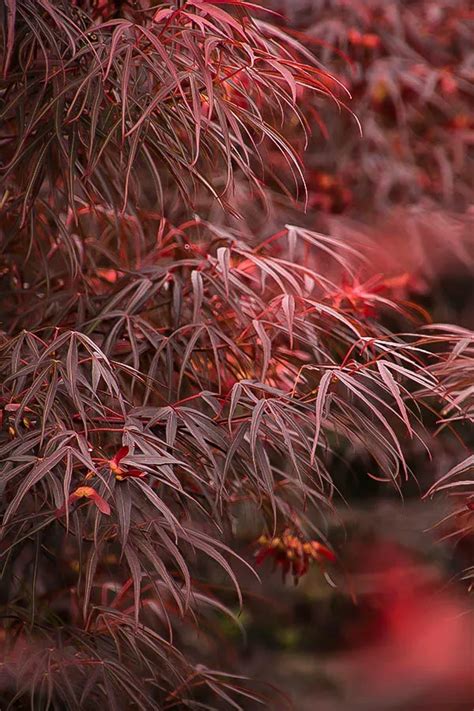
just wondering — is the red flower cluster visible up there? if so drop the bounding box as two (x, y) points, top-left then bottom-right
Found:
(326, 272), (416, 318)
(255, 530), (336, 584)
(107, 446), (145, 481)
(347, 28), (380, 49)
(85, 445), (146, 481)
(55, 446), (146, 518)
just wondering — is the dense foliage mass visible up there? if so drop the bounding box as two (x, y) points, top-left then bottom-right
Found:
(0, 1), (472, 708)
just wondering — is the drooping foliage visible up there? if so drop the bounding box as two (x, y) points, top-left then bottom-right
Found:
(0, 1), (472, 708)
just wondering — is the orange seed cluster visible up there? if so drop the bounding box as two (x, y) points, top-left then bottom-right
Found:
(255, 530), (336, 584)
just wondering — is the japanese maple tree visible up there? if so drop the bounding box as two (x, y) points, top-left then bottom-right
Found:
(0, 1), (472, 708)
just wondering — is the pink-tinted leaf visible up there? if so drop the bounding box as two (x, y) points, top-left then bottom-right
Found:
(377, 361), (413, 436)
(311, 370), (333, 466)
(281, 294), (295, 349)
(252, 320), (271, 381)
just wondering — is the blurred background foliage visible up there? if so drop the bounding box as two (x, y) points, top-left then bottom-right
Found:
(218, 1), (474, 707)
